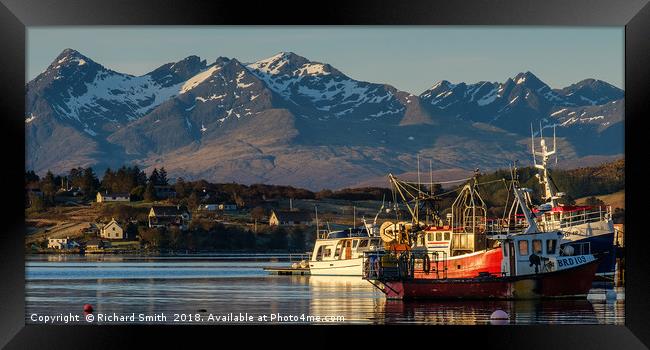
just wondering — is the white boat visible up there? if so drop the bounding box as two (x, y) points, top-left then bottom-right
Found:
(308, 227), (383, 276)
(528, 127), (616, 275)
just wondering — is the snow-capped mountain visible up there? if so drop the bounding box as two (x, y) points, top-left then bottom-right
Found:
(246, 52), (406, 122)
(25, 50), (624, 189)
(26, 49), (209, 137)
(419, 71), (623, 135)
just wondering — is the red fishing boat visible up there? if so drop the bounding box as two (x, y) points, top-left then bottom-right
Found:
(364, 186), (600, 300)
(383, 173), (504, 280)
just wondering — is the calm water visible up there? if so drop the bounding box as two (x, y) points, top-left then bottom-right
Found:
(25, 254), (625, 325)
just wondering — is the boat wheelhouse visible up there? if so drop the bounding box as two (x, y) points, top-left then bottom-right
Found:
(309, 228), (383, 276)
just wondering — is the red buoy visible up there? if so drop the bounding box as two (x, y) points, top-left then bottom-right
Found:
(83, 304), (93, 313)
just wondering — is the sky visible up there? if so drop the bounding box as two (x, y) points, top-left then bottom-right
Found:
(27, 26), (624, 94)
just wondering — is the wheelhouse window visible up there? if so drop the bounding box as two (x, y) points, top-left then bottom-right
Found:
(358, 239), (369, 248)
(352, 240), (359, 248)
(436, 232), (443, 241)
(532, 239), (542, 254)
(427, 233), (434, 241)
(444, 232), (450, 241)
(546, 239), (557, 254)
(518, 240), (529, 256)
(323, 248), (332, 258)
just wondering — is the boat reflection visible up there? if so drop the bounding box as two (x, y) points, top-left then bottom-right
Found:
(307, 275), (385, 323)
(382, 298), (598, 325)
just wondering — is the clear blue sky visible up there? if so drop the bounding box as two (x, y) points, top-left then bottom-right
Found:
(27, 26), (624, 94)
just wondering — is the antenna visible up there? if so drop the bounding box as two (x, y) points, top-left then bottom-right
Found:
(417, 154), (421, 196)
(530, 124), (537, 167)
(373, 194), (385, 225)
(429, 159), (433, 196)
(553, 125), (556, 153)
(314, 205), (319, 239)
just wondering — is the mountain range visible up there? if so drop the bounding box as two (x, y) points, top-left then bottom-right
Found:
(25, 49), (624, 190)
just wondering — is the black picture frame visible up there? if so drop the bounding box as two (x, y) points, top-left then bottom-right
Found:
(1, 0), (649, 348)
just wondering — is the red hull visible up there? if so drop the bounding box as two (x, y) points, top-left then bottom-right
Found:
(414, 248), (503, 279)
(380, 259), (599, 300)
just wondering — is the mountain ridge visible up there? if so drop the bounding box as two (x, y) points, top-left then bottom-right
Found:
(25, 49), (624, 190)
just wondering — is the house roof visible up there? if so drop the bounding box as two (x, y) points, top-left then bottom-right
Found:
(100, 192), (130, 197)
(86, 238), (104, 246)
(272, 210), (312, 222)
(151, 205), (189, 217)
(104, 219), (122, 228)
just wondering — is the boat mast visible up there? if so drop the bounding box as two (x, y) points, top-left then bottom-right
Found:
(512, 186), (540, 234)
(531, 124), (559, 207)
(315, 205), (319, 239)
(510, 162), (540, 234)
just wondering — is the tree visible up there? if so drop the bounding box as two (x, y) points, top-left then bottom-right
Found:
(134, 166), (147, 187)
(40, 171), (57, 204)
(25, 170), (40, 185)
(158, 167), (169, 186)
(585, 196), (605, 206)
(125, 222), (139, 240)
(130, 185), (145, 201)
(81, 167), (99, 199)
(148, 168), (160, 186)
(101, 168), (114, 192)
(144, 182), (157, 202)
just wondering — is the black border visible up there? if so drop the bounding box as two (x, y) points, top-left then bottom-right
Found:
(1, 0), (649, 348)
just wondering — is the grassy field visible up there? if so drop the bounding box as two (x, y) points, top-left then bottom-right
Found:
(575, 190), (625, 209)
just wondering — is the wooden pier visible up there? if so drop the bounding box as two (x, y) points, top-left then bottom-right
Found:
(263, 267), (310, 275)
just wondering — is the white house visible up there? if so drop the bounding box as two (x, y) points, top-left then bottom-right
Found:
(47, 237), (79, 249)
(100, 218), (125, 240)
(48, 238), (68, 249)
(96, 191), (130, 203)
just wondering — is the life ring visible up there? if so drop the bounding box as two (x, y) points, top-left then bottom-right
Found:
(422, 254), (431, 274)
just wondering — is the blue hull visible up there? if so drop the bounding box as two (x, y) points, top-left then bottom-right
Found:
(562, 232), (616, 275)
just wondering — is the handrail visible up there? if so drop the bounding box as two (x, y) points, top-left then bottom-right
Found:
(484, 205), (611, 234)
(362, 250), (448, 281)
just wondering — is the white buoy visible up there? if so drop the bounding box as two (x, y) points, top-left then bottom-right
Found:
(490, 309), (509, 325)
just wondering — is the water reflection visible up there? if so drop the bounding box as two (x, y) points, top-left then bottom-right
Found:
(307, 275), (385, 323)
(25, 255), (624, 325)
